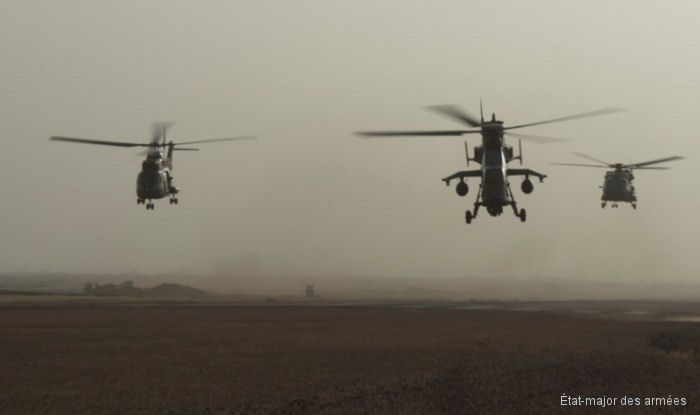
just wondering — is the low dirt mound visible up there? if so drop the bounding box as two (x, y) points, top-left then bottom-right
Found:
(141, 283), (208, 299)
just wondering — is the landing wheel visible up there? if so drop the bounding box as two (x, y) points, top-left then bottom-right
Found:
(519, 208), (526, 223)
(465, 210), (473, 225)
(601, 202), (606, 209)
(632, 202), (637, 209)
(137, 199), (143, 205)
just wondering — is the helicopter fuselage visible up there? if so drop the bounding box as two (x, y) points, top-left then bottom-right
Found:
(136, 152), (178, 203)
(601, 169), (635, 203)
(478, 123), (519, 214)
(480, 147), (510, 215)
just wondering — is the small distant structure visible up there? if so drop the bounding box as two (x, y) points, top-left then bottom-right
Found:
(305, 284), (319, 299)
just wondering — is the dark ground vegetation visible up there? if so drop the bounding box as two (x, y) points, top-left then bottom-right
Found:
(1, 304), (699, 414)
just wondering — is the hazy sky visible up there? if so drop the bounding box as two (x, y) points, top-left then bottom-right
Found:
(1, 1), (698, 283)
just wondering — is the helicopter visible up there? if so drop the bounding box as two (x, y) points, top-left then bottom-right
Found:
(358, 103), (623, 224)
(50, 123), (254, 210)
(554, 153), (683, 209)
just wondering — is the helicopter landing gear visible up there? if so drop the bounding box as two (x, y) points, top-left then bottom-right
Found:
(169, 197), (178, 205)
(612, 203), (618, 208)
(632, 202), (637, 209)
(137, 198), (144, 205)
(145, 202), (154, 210)
(506, 183), (526, 222)
(464, 185), (482, 225)
(601, 202), (606, 208)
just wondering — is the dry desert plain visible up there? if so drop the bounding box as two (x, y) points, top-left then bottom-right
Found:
(1, 300), (699, 414)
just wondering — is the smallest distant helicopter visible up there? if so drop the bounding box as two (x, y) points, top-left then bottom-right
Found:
(554, 153), (683, 209)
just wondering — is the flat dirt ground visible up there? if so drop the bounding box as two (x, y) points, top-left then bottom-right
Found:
(1, 304), (699, 414)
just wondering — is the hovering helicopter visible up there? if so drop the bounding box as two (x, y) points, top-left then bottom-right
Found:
(554, 153), (683, 209)
(358, 103), (623, 224)
(51, 123), (254, 210)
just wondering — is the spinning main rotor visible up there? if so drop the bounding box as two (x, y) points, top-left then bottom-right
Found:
(357, 105), (624, 142)
(554, 153), (684, 171)
(50, 122), (255, 153)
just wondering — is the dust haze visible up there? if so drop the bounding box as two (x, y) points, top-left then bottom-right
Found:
(1, 1), (699, 300)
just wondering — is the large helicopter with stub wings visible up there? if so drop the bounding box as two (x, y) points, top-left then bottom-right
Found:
(554, 153), (683, 209)
(50, 123), (254, 210)
(358, 103), (623, 224)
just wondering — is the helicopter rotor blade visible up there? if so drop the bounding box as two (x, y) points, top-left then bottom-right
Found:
(627, 156), (684, 168)
(50, 136), (150, 147)
(631, 166), (670, 170)
(356, 130), (480, 137)
(570, 152), (614, 166)
(426, 105), (481, 127)
(503, 107), (625, 131)
(173, 136), (256, 145)
(172, 147), (199, 151)
(505, 132), (570, 143)
(551, 162), (610, 168)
